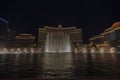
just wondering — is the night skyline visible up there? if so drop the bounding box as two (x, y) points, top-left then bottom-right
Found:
(1, 0), (120, 43)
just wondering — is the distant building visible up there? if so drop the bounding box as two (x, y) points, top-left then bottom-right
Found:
(38, 25), (82, 52)
(0, 18), (16, 48)
(15, 34), (36, 47)
(89, 22), (120, 48)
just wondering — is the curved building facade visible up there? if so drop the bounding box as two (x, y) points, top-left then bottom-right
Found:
(38, 25), (82, 52)
(89, 22), (120, 48)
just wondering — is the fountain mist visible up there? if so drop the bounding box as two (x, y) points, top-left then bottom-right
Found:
(45, 32), (71, 53)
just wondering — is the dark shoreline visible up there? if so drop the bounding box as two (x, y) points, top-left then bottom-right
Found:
(2, 76), (120, 80)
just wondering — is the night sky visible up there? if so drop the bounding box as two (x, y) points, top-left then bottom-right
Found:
(1, 0), (120, 43)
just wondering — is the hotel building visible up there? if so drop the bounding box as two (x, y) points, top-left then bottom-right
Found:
(38, 25), (82, 52)
(89, 22), (120, 48)
(15, 34), (36, 47)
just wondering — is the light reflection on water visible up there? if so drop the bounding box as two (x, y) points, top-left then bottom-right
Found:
(0, 53), (120, 79)
(42, 53), (74, 78)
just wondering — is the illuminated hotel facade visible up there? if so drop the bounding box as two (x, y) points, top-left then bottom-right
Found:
(15, 34), (36, 47)
(38, 25), (82, 52)
(89, 22), (120, 48)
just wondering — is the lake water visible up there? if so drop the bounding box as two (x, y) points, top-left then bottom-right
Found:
(0, 53), (120, 79)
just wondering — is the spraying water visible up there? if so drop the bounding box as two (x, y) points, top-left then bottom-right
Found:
(45, 32), (71, 53)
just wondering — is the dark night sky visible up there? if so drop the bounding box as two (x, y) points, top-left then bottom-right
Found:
(1, 0), (120, 43)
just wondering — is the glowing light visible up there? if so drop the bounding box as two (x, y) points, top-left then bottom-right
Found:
(99, 47), (105, 53)
(0, 17), (9, 23)
(30, 48), (34, 53)
(90, 47), (97, 53)
(81, 47), (88, 53)
(0, 46), (118, 54)
(109, 47), (116, 53)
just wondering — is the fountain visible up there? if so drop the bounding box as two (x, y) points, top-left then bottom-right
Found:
(45, 32), (71, 53)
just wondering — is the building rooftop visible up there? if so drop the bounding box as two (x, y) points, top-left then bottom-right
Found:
(16, 34), (35, 39)
(112, 22), (120, 28)
(39, 25), (82, 32)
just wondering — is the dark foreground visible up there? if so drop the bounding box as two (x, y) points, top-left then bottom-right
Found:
(0, 53), (120, 80)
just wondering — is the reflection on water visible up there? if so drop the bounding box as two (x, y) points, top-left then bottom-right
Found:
(42, 53), (74, 79)
(0, 53), (120, 79)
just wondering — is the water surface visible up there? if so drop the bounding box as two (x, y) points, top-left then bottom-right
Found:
(0, 53), (120, 79)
